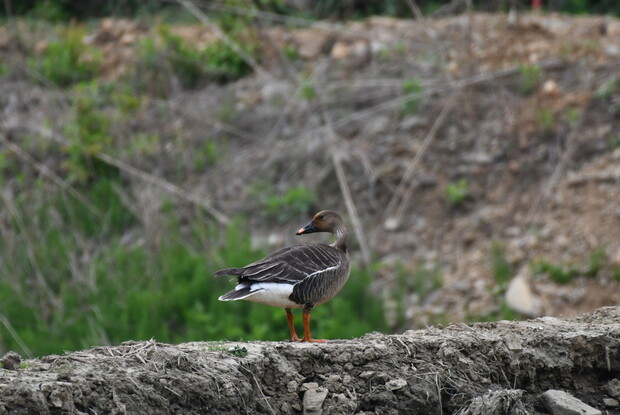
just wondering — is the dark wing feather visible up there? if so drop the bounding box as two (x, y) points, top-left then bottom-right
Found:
(215, 244), (343, 284)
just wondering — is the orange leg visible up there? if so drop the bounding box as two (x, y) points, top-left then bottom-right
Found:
(285, 308), (302, 342)
(302, 311), (326, 343)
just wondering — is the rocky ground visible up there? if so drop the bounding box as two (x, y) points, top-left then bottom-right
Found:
(0, 306), (618, 414)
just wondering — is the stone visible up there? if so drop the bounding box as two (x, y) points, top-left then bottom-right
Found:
(539, 390), (601, 415)
(505, 271), (542, 317)
(603, 398), (619, 407)
(385, 378), (407, 391)
(303, 386), (328, 415)
(604, 379), (620, 399)
(0, 351), (21, 371)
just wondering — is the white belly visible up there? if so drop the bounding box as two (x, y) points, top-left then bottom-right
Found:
(242, 282), (302, 308)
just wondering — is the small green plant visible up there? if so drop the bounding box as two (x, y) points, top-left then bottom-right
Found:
(566, 107), (581, 128)
(300, 80), (317, 101)
(390, 261), (444, 330)
(518, 64), (542, 95)
(29, 25), (101, 86)
(283, 45), (300, 61)
(468, 300), (521, 323)
(490, 242), (512, 286)
(536, 107), (555, 133)
(133, 24), (254, 95)
(445, 179), (469, 207)
(532, 260), (579, 284)
(377, 42), (407, 61)
(208, 345), (248, 357)
(401, 77), (423, 115)
(62, 83), (117, 182)
(255, 184), (315, 223)
(192, 140), (219, 169)
(586, 246), (607, 277)
(594, 77), (617, 101)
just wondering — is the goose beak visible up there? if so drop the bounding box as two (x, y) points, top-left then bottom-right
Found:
(296, 220), (317, 235)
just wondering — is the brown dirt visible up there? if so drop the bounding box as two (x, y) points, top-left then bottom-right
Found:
(2, 10), (620, 352)
(0, 306), (618, 414)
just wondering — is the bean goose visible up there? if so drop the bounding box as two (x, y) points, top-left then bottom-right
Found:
(215, 210), (350, 342)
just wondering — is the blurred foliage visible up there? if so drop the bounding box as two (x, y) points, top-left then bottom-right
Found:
(490, 242), (512, 287)
(518, 63), (542, 95)
(131, 23), (254, 96)
(0, 180), (388, 356)
(252, 183), (316, 223)
(400, 77), (424, 116)
(445, 179), (469, 207)
(532, 246), (611, 284)
(3, 0), (620, 20)
(27, 25), (101, 86)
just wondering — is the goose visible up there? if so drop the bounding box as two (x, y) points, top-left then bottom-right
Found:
(215, 210), (350, 342)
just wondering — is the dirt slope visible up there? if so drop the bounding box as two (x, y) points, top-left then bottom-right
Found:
(1, 306), (618, 414)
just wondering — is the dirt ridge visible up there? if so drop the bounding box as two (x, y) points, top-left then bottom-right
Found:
(0, 307), (618, 414)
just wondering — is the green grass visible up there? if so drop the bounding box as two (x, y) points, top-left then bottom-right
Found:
(28, 25), (101, 86)
(401, 77), (424, 115)
(490, 242), (512, 286)
(445, 179), (469, 207)
(518, 64), (542, 95)
(131, 23), (255, 96)
(253, 183), (316, 223)
(0, 178), (387, 356)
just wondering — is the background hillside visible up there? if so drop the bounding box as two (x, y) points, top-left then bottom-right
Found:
(1, 0), (619, 357)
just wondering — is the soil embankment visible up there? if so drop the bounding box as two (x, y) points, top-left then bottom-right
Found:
(1, 307), (618, 414)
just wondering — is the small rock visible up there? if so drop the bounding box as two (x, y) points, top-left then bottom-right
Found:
(603, 398), (619, 407)
(385, 378), (407, 391)
(301, 382), (319, 392)
(505, 271), (542, 317)
(0, 351), (21, 371)
(287, 380), (298, 393)
(542, 79), (560, 96)
(359, 371), (375, 379)
(462, 151), (493, 164)
(383, 217), (400, 232)
(303, 386), (328, 415)
(604, 379), (620, 399)
(540, 390), (602, 415)
(605, 44), (619, 56)
(327, 374), (341, 383)
(399, 115), (427, 130)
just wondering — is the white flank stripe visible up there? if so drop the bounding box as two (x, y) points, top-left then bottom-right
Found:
(305, 264), (339, 278)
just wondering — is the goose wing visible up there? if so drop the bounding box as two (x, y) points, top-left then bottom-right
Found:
(217, 244), (343, 284)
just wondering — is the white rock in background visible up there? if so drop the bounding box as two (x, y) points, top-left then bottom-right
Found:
(505, 268), (542, 317)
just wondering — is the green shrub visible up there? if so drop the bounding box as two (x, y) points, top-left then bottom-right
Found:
(518, 64), (542, 95)
(401, 77), (423, 115)
(445, 179), (469, 207)
(532, 260), (579, 284)
(300, 80), (317, 101)
(254, 184), (316, 223)
(28, 25), (101, 86)
(0, 198), (387, 356)
(490, 242), (512, 286)
(62, 83), (118, 182)
(536, 107), (555, 133)
(133, 24), (254, 95)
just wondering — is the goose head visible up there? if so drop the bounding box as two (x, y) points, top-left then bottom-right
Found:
(296, 210), (344, 235)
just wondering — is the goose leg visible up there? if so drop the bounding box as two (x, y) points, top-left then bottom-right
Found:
(302, 311), (326, 343)
(285, 308), (301, 341)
